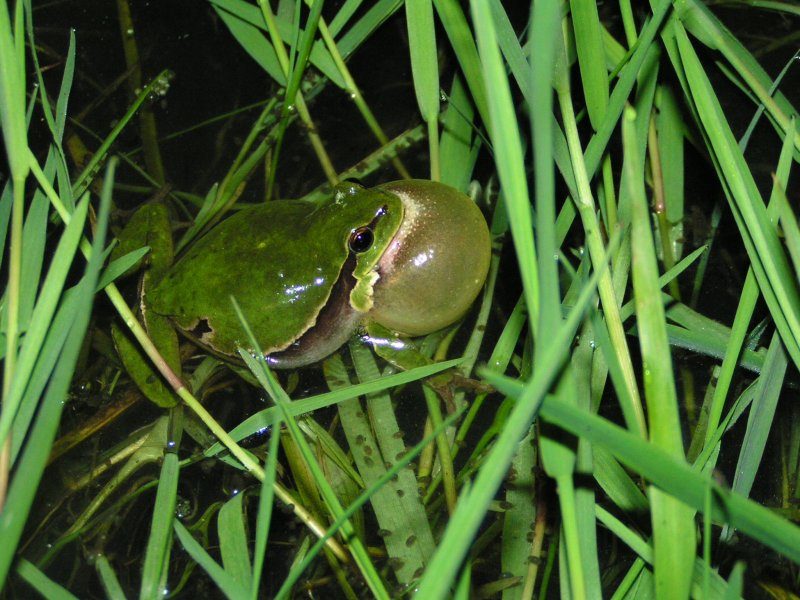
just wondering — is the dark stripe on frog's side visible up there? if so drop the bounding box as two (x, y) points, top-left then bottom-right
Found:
(266, 203), (391, 368)
(265, 250), (361, 368)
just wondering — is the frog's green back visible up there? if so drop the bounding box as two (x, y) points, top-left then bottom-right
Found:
(149, 199), (347, 357)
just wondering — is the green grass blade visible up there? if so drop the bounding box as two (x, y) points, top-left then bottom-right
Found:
(724, 562), (745, 599)
(218, 491), (253, 590)
(203, 359), (458, 456)
(53, 29), (74, 143)
(593, 445), (648, 513)
(470, 0), (537, 327)
(0, 286), (88, 580)
(569, 0), (609, 129)
(572, 337), (603, 599)
(16, 559), (79, 600)
(489, 0), (531, 103)
(677, 0), (800, 152)
(1, 195), (89, 449)
(8, 287), (77, 464)
(96, 248), (151, 291)
(347, 345), (436, 579)
(624, 105), (695, 598)
(17, 171), (53, 325)
(577, 0), (673, 186)
(530, 0), (561, 347)
(0, 0), (28, 476)
(210, 0), (344, 88)
(0, 0), (28, 181)
(174, 520), (249, 598)
(406, 0), (439, 123)
(139, 450), (179, 599)
(406, 0), (440, 178)
(596, 507), (737, 597)
(95, 555), (127, 600)
(439, 74), (478, 190)
(497, 2), (557, 566)
(727, 334), (786, 502)
(249, 415), (281, 599)
(675, 24), (800, 371)
(693, 269), (759, 458)
(283, 0), (324, 107)
(0, 181), (12, 268)
(327, 0), (365, 37)
(433, 0), (489, 130)
(239, 351), (390, 599)
(500, 424), (537, 596)
(211, 1), (285, 84)
(0, 158), (113, 585)
(25, 3), (74, 192)
(336, 0), (403, 59)
(654, 86), (685, 260)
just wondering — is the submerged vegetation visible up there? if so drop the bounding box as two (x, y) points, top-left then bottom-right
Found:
(1, 0), (800, 597)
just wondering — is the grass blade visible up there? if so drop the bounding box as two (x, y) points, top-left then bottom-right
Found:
(625, 105), (695, 599)
(0, 158), (113, 584)
(218, 490), (253, 591)
(406, 0), (440, 179)
(16, 559), (79, 600)
(675, 24), (800, 371)
(139, 451), (179, 599)
(569, 0), (609, 129)
(174, 520), (249, 598)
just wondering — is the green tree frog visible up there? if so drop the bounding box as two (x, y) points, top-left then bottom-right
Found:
(147, 180), (491, 368)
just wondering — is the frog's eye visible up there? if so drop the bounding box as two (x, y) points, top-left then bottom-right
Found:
(348, 227), (374, 253)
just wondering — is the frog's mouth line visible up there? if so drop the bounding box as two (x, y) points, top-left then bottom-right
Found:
(266, 252), (363, 368)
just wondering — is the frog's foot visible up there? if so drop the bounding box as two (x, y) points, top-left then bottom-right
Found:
(425, 372), (493, 412)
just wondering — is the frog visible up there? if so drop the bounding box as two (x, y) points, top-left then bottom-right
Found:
(143, 179), (491, 373)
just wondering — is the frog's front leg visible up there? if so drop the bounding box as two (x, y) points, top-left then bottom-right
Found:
(363, 321), (489, 410)
(364, 321), (433, 370)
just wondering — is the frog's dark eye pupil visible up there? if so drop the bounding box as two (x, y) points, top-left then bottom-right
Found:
(349, 227), (374, 253)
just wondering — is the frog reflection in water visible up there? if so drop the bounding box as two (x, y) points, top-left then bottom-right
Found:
(148, 180), (491, 370)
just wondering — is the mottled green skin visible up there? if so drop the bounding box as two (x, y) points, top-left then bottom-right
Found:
(148, 183), (403, 362)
